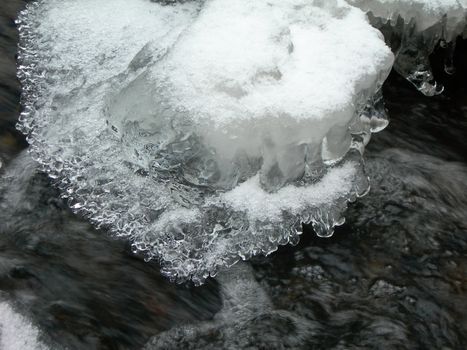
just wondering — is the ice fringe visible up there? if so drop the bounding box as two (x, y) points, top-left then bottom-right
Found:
(347, 0), (467, 95)
(15, 0), (466, 283)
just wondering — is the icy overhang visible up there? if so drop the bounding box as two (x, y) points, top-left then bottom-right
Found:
(348, 0), (467, 95)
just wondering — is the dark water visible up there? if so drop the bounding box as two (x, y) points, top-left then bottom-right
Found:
(1, 2), (466, 349)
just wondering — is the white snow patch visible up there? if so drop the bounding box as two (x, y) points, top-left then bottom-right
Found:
(151, 0), (393, 127)
(0, 302), (48, 350)
(223, 162), (357, 222)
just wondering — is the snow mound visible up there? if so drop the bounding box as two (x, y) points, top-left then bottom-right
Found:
(17, 0), (393, 283)
(348, 0), (467, 95)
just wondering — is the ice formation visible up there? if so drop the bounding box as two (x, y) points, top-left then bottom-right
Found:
(0, 302), (48, 350)
(17, 0), (395, 283)
(347, 0), (467, 95)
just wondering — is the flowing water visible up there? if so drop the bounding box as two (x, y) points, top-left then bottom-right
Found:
(1, 2), (466, 349)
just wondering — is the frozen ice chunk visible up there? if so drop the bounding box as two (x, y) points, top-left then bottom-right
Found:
(0, 302), (48, 350)
(347, 0), (467, 95)
(17, 0), (393, 283)
(107, 0), (393, 191)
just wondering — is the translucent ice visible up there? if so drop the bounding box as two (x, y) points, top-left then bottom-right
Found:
(17, 0), (393, 283)
(348, 0), (467, 95)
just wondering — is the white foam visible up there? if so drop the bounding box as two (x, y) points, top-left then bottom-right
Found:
(0, 302), (48, 350)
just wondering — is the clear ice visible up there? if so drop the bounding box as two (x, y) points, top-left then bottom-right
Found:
(348, 0), (467, 95)
(16, 0), (466, 284)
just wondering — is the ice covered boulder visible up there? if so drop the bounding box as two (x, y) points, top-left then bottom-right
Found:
(347, 0), (467, 95)
(107, 0), (395, 192)
(17, 0), (393, 283)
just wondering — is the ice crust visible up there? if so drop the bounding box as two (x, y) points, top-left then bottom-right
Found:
(17, 0), (393, 283)
(347, 0), (467, 95)
(0, 302), (48, 350)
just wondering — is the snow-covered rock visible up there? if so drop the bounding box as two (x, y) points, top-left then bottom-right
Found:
(17, 0), (394, 283)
